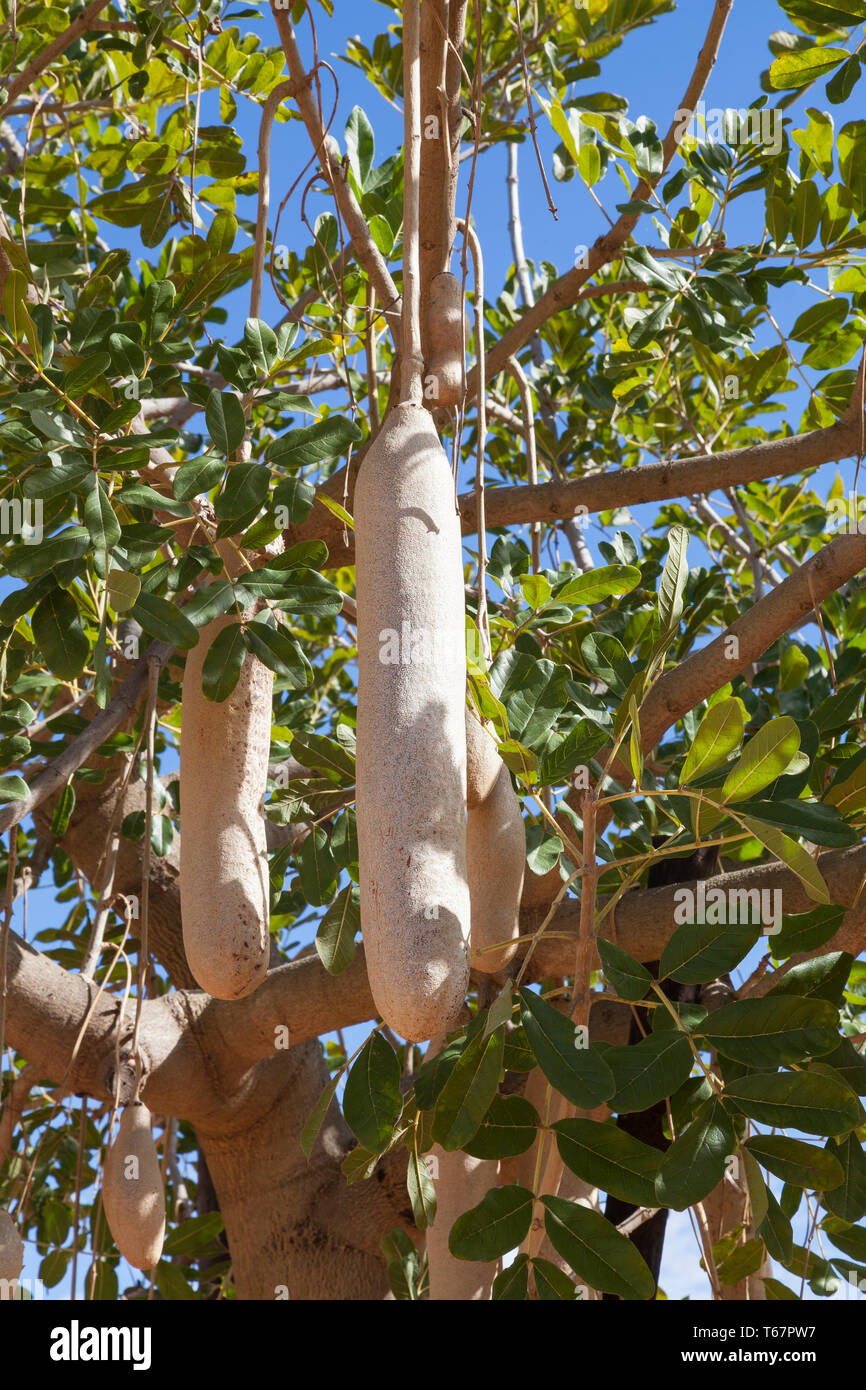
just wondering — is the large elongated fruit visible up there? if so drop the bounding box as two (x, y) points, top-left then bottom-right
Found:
(0, 1208), (23, 1283)
(426, 1147), (499, 1300)
(466, 710), (524, 974)
(355, 401), (470, 1041)
(180, 543), (272, 999)
(102, 1104), (165, 1271)
(425, 272), (467, 407)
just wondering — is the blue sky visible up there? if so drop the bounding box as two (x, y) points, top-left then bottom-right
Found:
(5, 0), (866, 1301)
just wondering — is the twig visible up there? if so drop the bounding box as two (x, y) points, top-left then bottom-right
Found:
(507, 355), (541, 571)
(270, 2), (402, 342)
(250, 79), (296, 320)
(513, 0), (556, 220)
(0, 830), (17, 1066)
(458, 217), (491, 660)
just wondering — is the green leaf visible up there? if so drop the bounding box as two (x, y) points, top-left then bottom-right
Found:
(533, 1257), (577, 1300)
(492, 1252), (530, 1300)
(290, 730), (355, 779)
(432, 1027), (505, 1151)
(821, 1037), (866, 1095)
(741, 798), (855, 848)
(267, 416), (361, 470)
(181, 580), (236, 629)
(770, 47), (849, 90)
(449, 1185), (534, 1262)
(721, 716), (801, 802)
(463, 1095), (539, 1160)
(8, 526), (89, 580)
(597, 939), (653, 1002)
(660, 920), (760, 984)
(315, 884), (360, 974)
(768, 951), (852, 1004)
(724, 1069), (863, 1136)
(214, 460), (270, 525)
(740, 817), (830, 904)
(824, 1135), (866, 1221)
(200, 622), (246, 701)
(345, 105), (375, 190)
(742, 1147), (769, 1231)
(173, 454), (225, 502)
(694, 996), (840, 1068)
(132, 593), (199, 649)
(296, 826), (337, 906)
(654, 1098), (735, 1211)
(162, 1212), (225, 1257)
(301, 1071), (341, 1159)
(243, 317), (277, 374)
(579, 632), (632, 695)
(50, 782), (76, 837)
(657, 525), (689, 634)
(519, 988), (615, 1108)
(84, 478), (121, 552)
(243, 616), (313, 690)
(827, 53), (862, 103)
(680, 698), (744, 784)
(537, 719), (607, 785)
(343, 1033), (402, 1151)
(759, 1190), (794, 1265)
(65, 351), (111, 396)
(406, 1145), (436, 1230)
(553, 1117), (662, 1208)
(143, 278), (175, 343)
(717, 1238), (766, 1286)
(779, 0), (866, 22)
(32, 588), (89, 679)
(272, 476), (316, 525)
(0, 775), (28, 803)
(606, 1030), (694, 1114)
(555, 565), (641, 607)
(745, 1135), (844, 1190)
(541, 1196), (655, 1300)
(205, 388), (246, 456)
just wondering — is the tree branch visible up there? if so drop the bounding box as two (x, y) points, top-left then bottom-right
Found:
(0, 643), (172, 836)
(468, 0), (734, 394)
(287, 406), (863, 566)
(418, 0), (468, 356)
(2, 0), (114, 110)
(269, 2), (402, 344)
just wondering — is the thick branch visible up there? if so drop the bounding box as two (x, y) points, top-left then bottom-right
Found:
(287, 408), (865, 565)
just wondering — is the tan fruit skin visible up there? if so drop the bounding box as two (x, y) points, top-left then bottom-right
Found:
(102, 1104), (165, 1272)
(426, 1147), (499, 1300)
(425, 272), (467, 408)
(180, 544), (272, 1000)
(355, 402), (470, 1042)
(0, 1208), (23, 1283)
(465, 707), (500, 809)
(465, 710), (524, 974)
